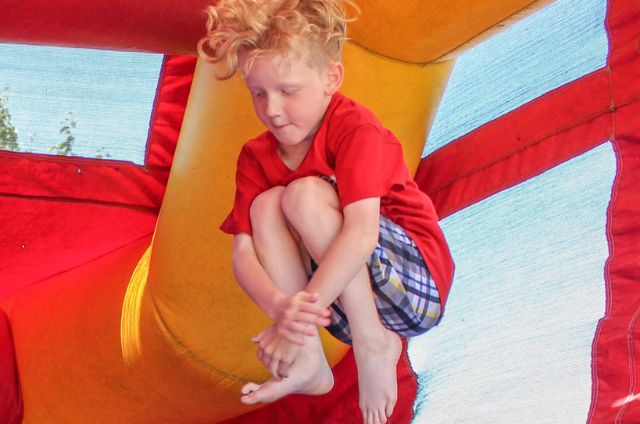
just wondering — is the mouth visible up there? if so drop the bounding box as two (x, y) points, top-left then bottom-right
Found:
(272, 123), (290, 130)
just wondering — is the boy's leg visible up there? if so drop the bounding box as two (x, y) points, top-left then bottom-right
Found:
(282, 177), (402, 424)
(240, 186), (334, 404)
(250, 186), (309, 293)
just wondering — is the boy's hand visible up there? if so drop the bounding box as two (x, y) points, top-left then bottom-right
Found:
(252, 324), (301, 379)
(272, 291), (331, 345)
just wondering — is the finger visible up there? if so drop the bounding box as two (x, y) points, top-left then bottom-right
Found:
(293, 312), (331, 328)
(318, 316), (331, 327)
(251, 329), (267, 343)
(262, 350), (272, 371)
(258, 336), (273, 350)
(298, 291), (319, 301)
(277, 325), (306, 343)
(278, 314), (326, 335)
(297, 301), (331, 317)
(283, 320), (317, 337)
(278, 360), (290, 379)
(269, 357), (281, 380)
(277, 327), (307, 345)
(277, 319), (300, 334)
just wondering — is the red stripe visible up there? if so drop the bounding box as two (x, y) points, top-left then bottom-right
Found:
(146, 55), (198, 170)
(416, 68), (612, 218)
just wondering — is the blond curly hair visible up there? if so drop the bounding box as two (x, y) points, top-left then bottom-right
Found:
(198, 0), (357, 79)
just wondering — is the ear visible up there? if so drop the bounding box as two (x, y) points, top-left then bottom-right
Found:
(324, 61), (344, 95)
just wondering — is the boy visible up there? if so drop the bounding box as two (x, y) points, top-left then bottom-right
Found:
(199, 1), (454, 423)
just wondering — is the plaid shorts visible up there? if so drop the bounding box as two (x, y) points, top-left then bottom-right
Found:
(322, 214), (442, 345)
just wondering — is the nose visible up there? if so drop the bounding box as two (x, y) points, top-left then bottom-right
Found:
(264, 94), (282, 118)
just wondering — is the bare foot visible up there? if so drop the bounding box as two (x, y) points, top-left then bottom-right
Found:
(353, 330), (402, 424)
(240, 342), (334, 404)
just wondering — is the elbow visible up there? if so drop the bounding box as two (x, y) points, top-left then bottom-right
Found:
(342, 217), (379, 260)
(363, 231), (379, 256)
(349, 226), (379, 259)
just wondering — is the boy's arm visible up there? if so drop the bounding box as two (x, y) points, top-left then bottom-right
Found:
(232, 233), (287, 321)
(305, 197), (381, 308)
(233, 233), (328, 379)
(232, 233), (329, 329)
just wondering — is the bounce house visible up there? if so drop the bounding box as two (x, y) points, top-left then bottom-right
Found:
(1, 0), (639, 422)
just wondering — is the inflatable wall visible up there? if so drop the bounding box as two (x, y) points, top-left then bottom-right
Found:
(1, 0), (639, 422)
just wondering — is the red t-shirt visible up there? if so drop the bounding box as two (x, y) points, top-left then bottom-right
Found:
(221, 92), (454, 306)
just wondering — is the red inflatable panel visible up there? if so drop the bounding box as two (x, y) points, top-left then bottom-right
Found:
(0, 55), (195, 299)
(0, 309), (22, 424)
(588, 0), (640, 421)
(1, 0), (211, 54)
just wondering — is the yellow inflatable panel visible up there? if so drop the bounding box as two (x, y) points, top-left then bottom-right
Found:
(349, 0), (554, 63)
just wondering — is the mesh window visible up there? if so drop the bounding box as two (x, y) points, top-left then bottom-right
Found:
(0, 44), (163, 164)
(423, 0), (608, 157)
(409, 142), (616, 423)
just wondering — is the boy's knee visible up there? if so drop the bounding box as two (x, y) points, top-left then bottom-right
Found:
(281, 177), (336, 220)
(250, 186), (285, 224)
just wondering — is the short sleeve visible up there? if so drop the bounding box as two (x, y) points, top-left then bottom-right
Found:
(334, 125), (408, 208)
(219, 145), (270, 235)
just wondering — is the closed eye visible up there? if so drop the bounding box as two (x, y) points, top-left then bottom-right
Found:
(281, 87), (300, 95)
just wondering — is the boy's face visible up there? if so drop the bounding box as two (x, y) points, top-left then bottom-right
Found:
(240, 50), (342, 150)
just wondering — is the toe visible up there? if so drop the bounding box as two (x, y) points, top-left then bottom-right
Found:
(385, 401), (394, 420)
(240, 382), (260, 395)
(240, 393), (258, 405)
(364, 407), (380, 424)
(371, 409), (382, 424)
(240, 384), (271, 405)
(365, 409), (373, 424)
(379, 408), (388, 424)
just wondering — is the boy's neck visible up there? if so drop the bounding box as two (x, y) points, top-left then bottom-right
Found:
(277, 138), (314, 171)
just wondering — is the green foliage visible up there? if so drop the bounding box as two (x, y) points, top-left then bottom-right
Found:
(48, 112), (76, 156)
(0, 87), (19, 152)
(1, 88), (114, 159)
(95, 146), (112, 159)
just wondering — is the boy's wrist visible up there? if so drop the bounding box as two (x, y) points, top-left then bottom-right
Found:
(267, 292), (286, 321)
